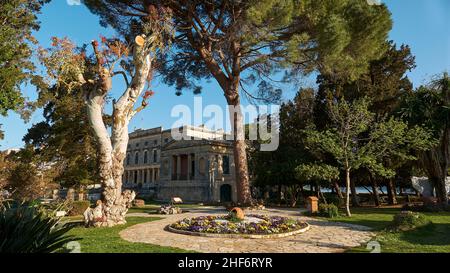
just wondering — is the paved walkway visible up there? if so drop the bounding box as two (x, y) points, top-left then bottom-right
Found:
(120, 207), (374, 253)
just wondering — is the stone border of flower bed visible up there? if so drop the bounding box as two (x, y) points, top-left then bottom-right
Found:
(166, 222), (310, 239)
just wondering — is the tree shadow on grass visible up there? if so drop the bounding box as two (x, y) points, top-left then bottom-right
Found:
(398, 222), (450, 246)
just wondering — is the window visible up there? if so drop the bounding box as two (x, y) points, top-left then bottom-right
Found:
(135, 152), (139, 165)
(164, 138), (169, 144)
(134, 170), (138, 184)
(144, 171), (147, 183)
(191, 154), (195, 178)
(223, 155), (230, 174)
(144, 141), (148, 146)
(153, 140), (157, 145)
(136, 143), (139, 147)
(153, 150), (158, 162)
(126, 154), (130, 165)
(144, 151), (148, 164)
(199, 157), (206, 175)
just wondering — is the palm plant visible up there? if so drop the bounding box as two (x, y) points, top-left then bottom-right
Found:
(0, 203), (78, 253)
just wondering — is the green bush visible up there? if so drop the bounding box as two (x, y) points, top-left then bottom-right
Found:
(325, 194), (344, 207)
(389, 211), (430, 232)
(0, 204), (77, 253)
(402, 203), (450, 213)
(68, 200), (91, 216)
(318, 203), (339, 218)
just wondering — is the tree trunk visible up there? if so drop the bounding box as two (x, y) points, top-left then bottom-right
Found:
(318, 186), (327, 205)
(345, 169), (352, 217)
(277, 183), (282, 205)
(370, 176), (380, 207)
(399, 186), (404, 196)
(422, 149), (449, 205)
(83, 39), (152, 227)
(333, 180), (343, 199)
(386, 178), (397, 205)
(350, 177), (360, 207)
(225, 88), (252, 205)
(289, 185), (300, 207)
(299, 182), (304, 199)
(431, 176), (448, 203)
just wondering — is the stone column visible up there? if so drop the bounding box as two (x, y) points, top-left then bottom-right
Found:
(177, 155), (181, 180)
(217, 154), (223, 180)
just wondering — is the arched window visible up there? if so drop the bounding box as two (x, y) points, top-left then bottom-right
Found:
(153, 150), (158, 162)
(135, 152), (139, 165)
(144, 151), (148, 164)
(126, 154), (131, 165)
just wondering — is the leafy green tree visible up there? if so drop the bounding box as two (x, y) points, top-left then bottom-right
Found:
(84, 0), (392, 204)
(2, 146), (57, 201)
(0, 0), (49, 138)
(23, 85), (99, 190)
(249, 88), (316, 206)
(400, 73), (450, 204)
(304, 98), (432, 216)
(314, 42), (417, 204)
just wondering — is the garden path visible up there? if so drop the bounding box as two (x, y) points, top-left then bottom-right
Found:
(120, 207), (374, 253)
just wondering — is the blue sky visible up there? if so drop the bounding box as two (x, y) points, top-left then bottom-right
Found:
(0, 0), (449, 149)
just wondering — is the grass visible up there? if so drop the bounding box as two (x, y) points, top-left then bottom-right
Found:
(64, 217), (191, 253)
(327, 207), (450, 253)
(61, 204), (450, 253)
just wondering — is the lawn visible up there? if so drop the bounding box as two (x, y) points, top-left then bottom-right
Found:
(64, 217), (191, 253)
(328, 207), (450, 253)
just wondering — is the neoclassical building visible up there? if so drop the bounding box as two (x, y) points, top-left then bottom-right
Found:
(123, 125), (237, 203)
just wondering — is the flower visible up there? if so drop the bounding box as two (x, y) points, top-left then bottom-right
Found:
(170, 214), (306, 235)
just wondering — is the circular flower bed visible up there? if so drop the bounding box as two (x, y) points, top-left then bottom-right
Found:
(168, 214), (309, 238)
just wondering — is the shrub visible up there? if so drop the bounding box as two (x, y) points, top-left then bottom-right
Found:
(68, 200), (91, 216)
(37, 200), (71, 218)
(325, 195), (344, 207)
(402, 203), (450, 213)
(389, 211), (430, 232)
(318, 203), (339, 218)
(133, 199), (145, 207)
(0, 204), (77, 253)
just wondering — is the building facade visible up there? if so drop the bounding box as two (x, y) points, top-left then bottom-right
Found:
(123, 125), (237, 203)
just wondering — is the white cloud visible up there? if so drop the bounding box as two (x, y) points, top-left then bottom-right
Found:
(67, 0), (81, 6)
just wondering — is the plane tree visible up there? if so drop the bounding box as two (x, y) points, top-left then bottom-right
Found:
(37, 7), (174, 226)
